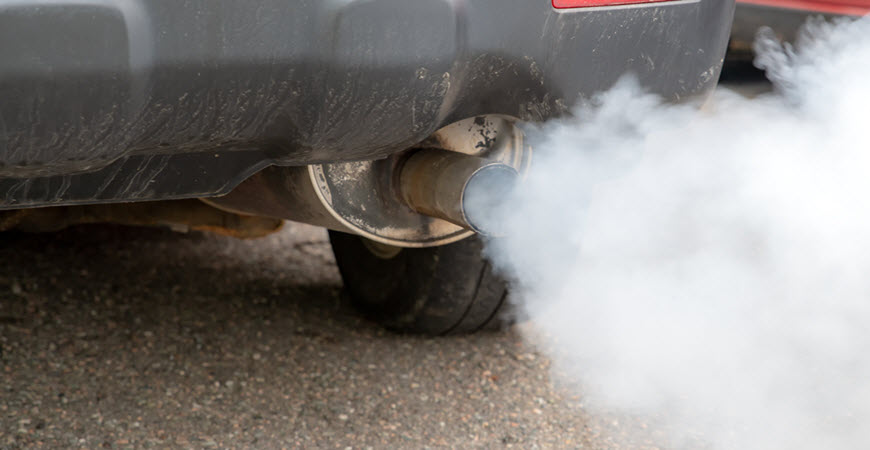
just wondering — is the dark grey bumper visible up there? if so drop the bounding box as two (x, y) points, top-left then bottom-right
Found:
(0, 0), (734, 208)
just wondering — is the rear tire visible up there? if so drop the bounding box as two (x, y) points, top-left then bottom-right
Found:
(328, 231), (512, 335)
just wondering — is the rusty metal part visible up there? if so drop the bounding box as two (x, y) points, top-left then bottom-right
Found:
(398, 149), (517, 235)
(0, 199), (284, 239)
(206, 115), (530, 247)
(201, 167), (351, 233)
(0, 209), (31, 231)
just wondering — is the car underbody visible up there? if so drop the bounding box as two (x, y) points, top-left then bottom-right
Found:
(0, 0), (734, 247)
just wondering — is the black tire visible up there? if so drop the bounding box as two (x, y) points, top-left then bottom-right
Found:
(328, 231), (512, 335)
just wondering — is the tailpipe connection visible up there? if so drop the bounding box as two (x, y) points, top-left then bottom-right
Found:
(398, 149), (518, 235)
(205, 116), (530, 248)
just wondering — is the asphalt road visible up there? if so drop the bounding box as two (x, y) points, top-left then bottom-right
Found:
(0, 221), (674, 449)
(1, 70), (765, 449)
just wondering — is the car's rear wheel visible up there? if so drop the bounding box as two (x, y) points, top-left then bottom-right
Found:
(328, 231), (512, 335)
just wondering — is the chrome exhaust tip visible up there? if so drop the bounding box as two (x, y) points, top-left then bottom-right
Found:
(398, 149), (518, 236)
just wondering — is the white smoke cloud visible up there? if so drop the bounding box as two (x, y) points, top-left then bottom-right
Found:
(485, 16), (870, 450)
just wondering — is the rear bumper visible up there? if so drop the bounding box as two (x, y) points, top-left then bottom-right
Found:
(0, 0), (734, 208)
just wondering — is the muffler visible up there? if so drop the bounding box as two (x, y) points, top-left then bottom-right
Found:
(204, 116), (529, 247)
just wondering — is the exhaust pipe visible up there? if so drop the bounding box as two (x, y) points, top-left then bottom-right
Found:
(205, 116), (528, 247)
(398, 149), (518, 235)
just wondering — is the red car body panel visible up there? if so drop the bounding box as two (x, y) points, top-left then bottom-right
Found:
(737, 0), (870, 15)
(552, 0), (676, 8)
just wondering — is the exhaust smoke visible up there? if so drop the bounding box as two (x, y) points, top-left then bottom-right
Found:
(479, 17), (870, 449)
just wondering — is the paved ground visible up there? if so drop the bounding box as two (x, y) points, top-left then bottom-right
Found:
(0, 222), (673, 449)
